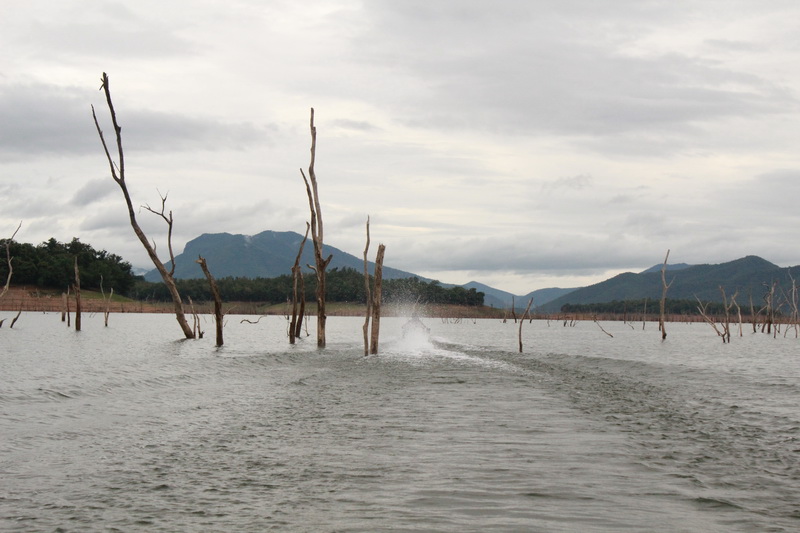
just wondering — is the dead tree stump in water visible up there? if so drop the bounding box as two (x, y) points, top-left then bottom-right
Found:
(196, 256), (224, 347)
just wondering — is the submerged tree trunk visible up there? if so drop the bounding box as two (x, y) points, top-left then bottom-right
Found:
(659, 250), (673, 340)
(196, 256), (223, 347)
(100, 275), (112, 327)
(362, 217), (372, 356)
(290, 224), (310, 345)
(518, 298), (534, 353)
(369, 244), (386, 355)
(73, 257), (81, 332)
(300, 108), (332, 348)
(92, 72), (195, 339)
(1, 222), (21, 300)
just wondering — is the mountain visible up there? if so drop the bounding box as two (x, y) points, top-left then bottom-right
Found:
(461, 281), (577, 309)
(144, 230), (422, 282)
(539, 255), (797, 312)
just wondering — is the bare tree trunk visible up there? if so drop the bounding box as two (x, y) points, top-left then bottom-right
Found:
(696, 296), (724, 340)
(518, 298), (534, 352)
(61, 291), (67, 322)
(73, 257), (81, 332)
(659, 250), (673, 340)
(362, 217), (372, 356)
(300, 108), (332, 348)
(100, 275), (112, 327)
(1, 222), (21, 300)
(9, 310), (21, 329)
(642, 297), (648, 330)
(92, 72), (195, 339)
(290, 224), (310, 344)
(196, 256), (223, 347)
(65, 286), (71, 327)
(369, 244), (386, 355)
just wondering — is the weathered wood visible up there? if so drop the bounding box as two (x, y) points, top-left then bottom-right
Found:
(369, 244), (386, 355)
(196, 256), (224, 347)
(518, 298), (534, 352)
(290, 223), (310, 344)
(1, 222), (21, 300)
(300, 108), (332, 348)
(362, 217), (372, 356)
(659, 250), (673, 340)
(92, 73), (195, 339)
(73, 257), (81, 332)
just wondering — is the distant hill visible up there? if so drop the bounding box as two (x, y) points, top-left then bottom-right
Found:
(639, 262), (693, 274)
(461, 281), (577, 310)
(144, 230), (422, 282)
(539, 255), (799, 312)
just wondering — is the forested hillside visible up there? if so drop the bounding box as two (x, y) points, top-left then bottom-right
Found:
(132, 268), (484, 307)
(0, 238), (136, 294)
(541, 256), (800, 312)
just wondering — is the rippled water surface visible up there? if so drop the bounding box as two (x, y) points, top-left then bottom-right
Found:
(1, 313), (799, 531)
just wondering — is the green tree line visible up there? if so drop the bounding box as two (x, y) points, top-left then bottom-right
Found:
(0, 238), (135, 294)
(130, 267), (485, 306)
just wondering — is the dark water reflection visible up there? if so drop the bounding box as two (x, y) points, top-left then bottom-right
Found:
(1, 313), (798, 531)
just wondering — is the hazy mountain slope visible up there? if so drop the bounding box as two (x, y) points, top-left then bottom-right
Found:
(144, 230), (420, 282)
(540, 256), (795, 312)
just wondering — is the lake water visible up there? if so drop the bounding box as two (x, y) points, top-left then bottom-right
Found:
(1, 312), (798, 532)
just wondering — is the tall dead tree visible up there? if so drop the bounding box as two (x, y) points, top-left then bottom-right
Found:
(370, 244), (386, 355)
(300, 108), (332, 348)
(518, 298), (534, 352)
(92, 72), (195, 339)
(1, 222), (22, 300)
(361, 217), (386, 355)
(196, 256), (224, 347)
(100, 275), (113, 327)
(290, 224), (310, 344)
(362, 217), (372, 356)
(659, 249), (673, 340)
(73, 257), (82, 332)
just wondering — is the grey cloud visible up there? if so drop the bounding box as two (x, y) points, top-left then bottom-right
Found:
(19, 2), (195, 61)
(69, 178), (118, 206)
(0, 82), (273, 161)
(351, 1), (797, 155)
(541, 174), (593, 193)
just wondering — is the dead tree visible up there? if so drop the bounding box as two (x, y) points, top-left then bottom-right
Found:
(370, 244), (386, 355)
(642, 297), (648, 330)
(362, 217), (372, 356)
(1, 222), (22, 299)
(92, 72), (195, 339)
(762, 281), (776, 335)
(518, 298), (534, 352)
(361, 217), (386, 355)
(300, 108), (332, 348)
(100, 275), (113, 327)
(696, 296), (725, 341)
(73, 257), (82, 332)
(290, 224), (310, 344)
(196, 256), (223, 347)
(719, 286), (737, 343)
(659, 249), (673, 340)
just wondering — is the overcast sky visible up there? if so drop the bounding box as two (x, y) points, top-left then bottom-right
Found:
(3, 0), (800, 294)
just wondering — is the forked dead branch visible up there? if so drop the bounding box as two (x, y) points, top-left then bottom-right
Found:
(92, 72), (195, 339)
(300, 108), (333, 348)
